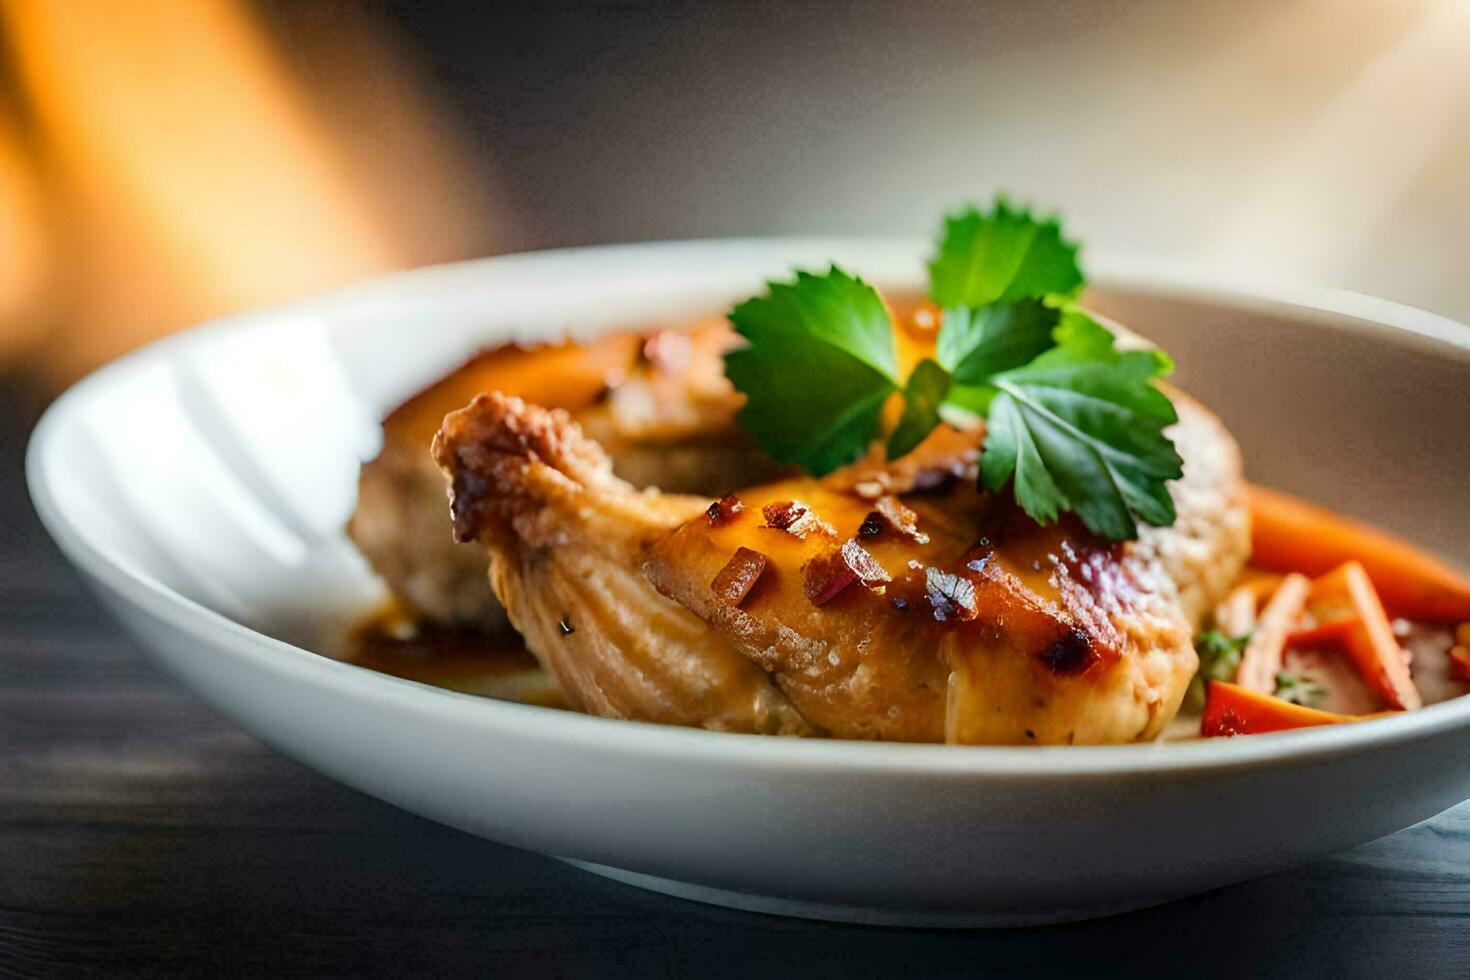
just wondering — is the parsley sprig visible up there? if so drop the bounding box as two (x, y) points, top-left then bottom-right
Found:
(724, 198), (1183, 541)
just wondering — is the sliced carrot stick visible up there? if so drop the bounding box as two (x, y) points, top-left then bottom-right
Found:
(1307, 562), (1422, 711)
(1284, 619), (1358, 650)
(1249, 484), (1470, 622)
(1214, 583), (1260, 639)
(1201, 681), (1370, 736)
(1235, 574), (1311, 694)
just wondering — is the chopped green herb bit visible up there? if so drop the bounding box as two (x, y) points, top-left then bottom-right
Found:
(1184, 630), (1249, 712)
(1274, 671), (1328, 708)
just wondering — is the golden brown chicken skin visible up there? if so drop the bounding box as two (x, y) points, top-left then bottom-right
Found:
(645, 391), (1246, 744)
(434, 381), (1248, 744)
(351, 320), (788, 630)
(432, 392), (813, 734)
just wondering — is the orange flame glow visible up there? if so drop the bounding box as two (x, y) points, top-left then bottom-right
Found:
(0, 0), (492, 383)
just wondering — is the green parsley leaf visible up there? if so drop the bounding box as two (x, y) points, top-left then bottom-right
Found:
(725, 266), (899, 475)
(961, 310), (1183, 540)
(886, 358), (951, 460)
(1184, 630), (1249, 712)
(977, 386), (1070, 524)
(928, 199), (1084, 308)
(722, 200), (1184, 542)
(935, 300), (1060, 384)
(1274, 671), (1327, 708)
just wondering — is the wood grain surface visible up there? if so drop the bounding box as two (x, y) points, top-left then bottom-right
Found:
(3, 378), (1467, 978)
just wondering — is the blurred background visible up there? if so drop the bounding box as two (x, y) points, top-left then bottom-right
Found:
(2, 0), (1468, 388)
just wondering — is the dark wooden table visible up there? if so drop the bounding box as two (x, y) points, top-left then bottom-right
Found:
(4, 377), (1468, 978)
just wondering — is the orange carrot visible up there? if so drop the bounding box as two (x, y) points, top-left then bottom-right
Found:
(1284, 619), (1358, 650)
(1244, 573), (1286, 603)
(1201, 681), (1370, 736)
(1235, 574), (1311, 694)
(1249, 484), (1470, 622)
(1307, 562), (1422, 711)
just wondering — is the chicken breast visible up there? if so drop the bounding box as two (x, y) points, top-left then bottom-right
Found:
(434, 382), (1249, 744)
(647, 390), (1247, 743)
(349, 321), (788, 630)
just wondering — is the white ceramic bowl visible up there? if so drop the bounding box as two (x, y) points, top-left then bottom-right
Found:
(27, 240), (1470, 927)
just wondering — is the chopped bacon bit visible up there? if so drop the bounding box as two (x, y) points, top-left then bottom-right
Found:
(762, 499), (835, 539)
(875, 496), (928, 543)
(804, 554), (856, 606)
(706, 493), (745, 527)
(925, 566), (978, 622)
(842, 539), (891, 587)
(763, 500), (805, 529)
(857, 495), (930, 544)
(711, 547), (769, 606)
(1037, 627), (1098, 676)
(804, 539), (891, 606)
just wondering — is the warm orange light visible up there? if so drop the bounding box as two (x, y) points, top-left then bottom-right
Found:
(0, 105), (49, 359)
(0, 0), (491, 382)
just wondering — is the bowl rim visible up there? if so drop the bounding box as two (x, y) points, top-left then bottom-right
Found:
(26, 236), (1470, 780)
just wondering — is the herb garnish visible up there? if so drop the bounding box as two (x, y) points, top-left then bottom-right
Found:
(927, 200), (1083, 308)
(1273, 671), (1328, 708)
(724, 198), (1183, 540)
(725, 267), (899, 476)
(1184, 629), (1249, 711)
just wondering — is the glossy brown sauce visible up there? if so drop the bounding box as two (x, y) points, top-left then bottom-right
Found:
(343, 611), (566, 709)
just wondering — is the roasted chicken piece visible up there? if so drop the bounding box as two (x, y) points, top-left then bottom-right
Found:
(431, 392), (813, 733)
(349, 320), (788, 630)
(434, 381), (1249, 744)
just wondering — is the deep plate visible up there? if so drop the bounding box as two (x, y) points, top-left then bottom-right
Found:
(27, 240), (1470, 925)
